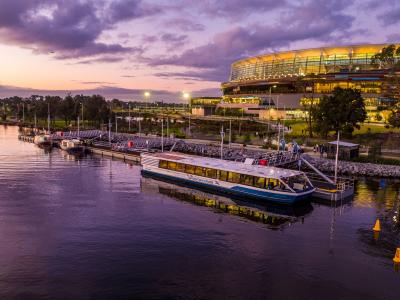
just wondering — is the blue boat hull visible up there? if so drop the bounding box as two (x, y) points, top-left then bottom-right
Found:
(141, 170), (312, 205)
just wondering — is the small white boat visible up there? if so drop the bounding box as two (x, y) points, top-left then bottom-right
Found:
(60, 139), (84, 154)
(141, 152), (315, 204)
(33, 135), (52, 148)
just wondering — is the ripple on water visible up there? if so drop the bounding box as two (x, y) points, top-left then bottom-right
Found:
(0, 125), (399, 300)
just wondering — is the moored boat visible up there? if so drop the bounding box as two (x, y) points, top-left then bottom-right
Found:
(141, 152), (315, 204)
(60, 139), (84, 154)
(33, 134), (52, 148)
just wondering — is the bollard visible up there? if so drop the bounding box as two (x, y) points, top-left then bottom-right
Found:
(394, 248), (400, 264)
(372, 219), (381, 232)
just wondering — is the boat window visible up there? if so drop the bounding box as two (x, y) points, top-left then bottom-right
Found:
(176, 163), (185, 172)
(167, 161), (177, 170)
(205, 168), (217, 179)
(159, 160), (168, 169)
(219, 170), (228, 181)
(195, 166), (205, 176)
(284, 175), (309, 191)
(267, 178), (279, 190)
(185, 165), (195, 174)
(254, 177), (266, 189)
(228, 172), (240, 183)
(240, 174), (254, 186)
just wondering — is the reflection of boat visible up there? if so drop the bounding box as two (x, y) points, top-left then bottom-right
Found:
(141, 177), (313, 227)
(141, 152), (315, 204)
(33, 135), (52, 148)
(60, 139), (84, 154)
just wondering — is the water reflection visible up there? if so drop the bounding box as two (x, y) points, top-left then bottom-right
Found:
(1, 125), (400, 299)
(141, 177), (313, 229)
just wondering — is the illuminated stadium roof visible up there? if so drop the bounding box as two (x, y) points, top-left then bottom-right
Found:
(229, 43), (400, 82)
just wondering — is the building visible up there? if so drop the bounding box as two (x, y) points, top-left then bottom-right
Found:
(221, 43), (400, 121)
(190, 97), (221, 116)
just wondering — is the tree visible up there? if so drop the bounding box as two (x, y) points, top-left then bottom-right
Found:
(388, 110), (400, 128)
(297, 74), (319, 138)
(58, 94), (76, 125)
(371, 44), (400, 69)
(370, 45), (400, 102)
(312, 87), (367, 137)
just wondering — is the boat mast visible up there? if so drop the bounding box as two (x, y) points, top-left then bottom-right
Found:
(334, 131), (340, 184)
(47, 102), (50, 133)
(108, 118), (111, 147)
(77, 115), (80, 138)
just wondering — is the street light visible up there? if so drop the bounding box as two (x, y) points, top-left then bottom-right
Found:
(144, 91), (150, 110)
(220, 125), (225, 160)
(115, 116), (123, 135)
(81, 102), (84, 130)
(183, 92), (191, 136)
(128, 102), (131, 132)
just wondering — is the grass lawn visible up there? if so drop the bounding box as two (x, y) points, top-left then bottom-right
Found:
(353, 123), (400, 135)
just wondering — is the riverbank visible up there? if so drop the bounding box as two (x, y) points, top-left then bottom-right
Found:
(304, 154), (400, 178)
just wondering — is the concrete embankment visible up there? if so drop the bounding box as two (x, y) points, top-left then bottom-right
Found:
(304, 155), (400, 178)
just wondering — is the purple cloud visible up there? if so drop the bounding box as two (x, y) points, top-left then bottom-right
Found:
(0, 0), (155, 59)
(148, 0), (356, 81)
(379, 7), (400, 25)
(177, 0), (286, 18)
(74, 55), (128, 65)
(163, 18), (205, 32)
(160, 33), (188, 49)
(108, 0), (160, 22)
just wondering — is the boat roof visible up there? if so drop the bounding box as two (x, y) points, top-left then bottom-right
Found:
(142, 152), (303, 179)
(328, 141), (359, 147)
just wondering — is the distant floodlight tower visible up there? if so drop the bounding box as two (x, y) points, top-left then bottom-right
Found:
(183, 92), (191, 136)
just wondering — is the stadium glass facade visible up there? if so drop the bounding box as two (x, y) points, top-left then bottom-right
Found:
(218, 44), (400, 121)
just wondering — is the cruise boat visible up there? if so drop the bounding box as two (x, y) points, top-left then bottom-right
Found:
(60, 139), (84, 154)
(141, 152), (315, 204)
(33, 134), (52, 149)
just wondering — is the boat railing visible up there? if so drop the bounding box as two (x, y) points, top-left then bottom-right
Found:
(305, 172), (354, 192)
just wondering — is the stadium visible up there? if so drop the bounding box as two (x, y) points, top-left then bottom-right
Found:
(193, 44), (400, 121)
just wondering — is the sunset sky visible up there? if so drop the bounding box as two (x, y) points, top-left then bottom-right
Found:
(0, 0), (399, 101)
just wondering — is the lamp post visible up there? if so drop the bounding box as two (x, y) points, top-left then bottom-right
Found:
(115, 116), (123, 136)
(161, 118), (164, 152)
(128, 103), (131, 132)
(108, 118), (112, 147)
(229, 119), (232, 148)
(166, 116), (169, 138)
(144, 91), (150, 111)
(22, 101), (25, 123)
(183, 92), (191, 136)
(220, 125), (225, 160)
(138, 116), (142, 137)
(81, 102), (84, 130)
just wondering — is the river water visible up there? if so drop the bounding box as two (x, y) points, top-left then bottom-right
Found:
(0, 125), (399, 300)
